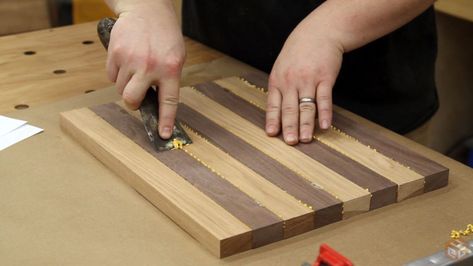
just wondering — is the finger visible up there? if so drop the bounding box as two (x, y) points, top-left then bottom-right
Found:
(316, 80), (334, 129)
(265, 87), (282, 136)
(121, 73), (150, 110)
(106, 50), (118, 83)
(157, 78), (180, 139)
(115, 68), (132, 95)
(281, 88), (299, 145)
(298, 90), (316, 143)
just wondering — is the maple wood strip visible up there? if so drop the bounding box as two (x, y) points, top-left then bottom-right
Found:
(332, 112), (449, 192)
(90, 103), (284, 248)
(60, 108), (251, 258)
(177, 104), (342, 228)
(180, 87), (371, 216)
(194, 82), (398, 210)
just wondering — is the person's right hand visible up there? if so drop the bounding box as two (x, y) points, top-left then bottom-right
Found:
(106, 2), (185, 139)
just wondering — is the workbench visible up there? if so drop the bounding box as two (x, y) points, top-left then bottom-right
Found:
(1, 22), (472, 265)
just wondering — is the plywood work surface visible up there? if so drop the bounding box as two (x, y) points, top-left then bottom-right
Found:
(60, 73), (449, 258)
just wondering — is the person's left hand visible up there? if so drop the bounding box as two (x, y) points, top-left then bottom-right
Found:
(266, 19), (344, 145)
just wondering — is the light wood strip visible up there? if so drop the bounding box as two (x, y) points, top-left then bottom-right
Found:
(183, 128), (314, 238)
(60, 108), (252, 258)
(180, 86), (371, 216)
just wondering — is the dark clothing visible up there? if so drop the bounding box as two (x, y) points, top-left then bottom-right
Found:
(182, 1), (438, 134)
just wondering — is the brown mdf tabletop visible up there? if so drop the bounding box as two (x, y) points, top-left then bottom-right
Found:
(1, 23), (472, 265)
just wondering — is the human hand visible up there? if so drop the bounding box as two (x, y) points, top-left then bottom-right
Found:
(266, 20), (343, 145)
(106, 2), (185, 139)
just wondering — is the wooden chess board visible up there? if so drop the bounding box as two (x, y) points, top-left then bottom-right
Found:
(60, 73), (449, 258)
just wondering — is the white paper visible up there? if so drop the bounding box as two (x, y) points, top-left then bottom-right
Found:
(0, 124), (43, 151)
(0, 115), (26, 137)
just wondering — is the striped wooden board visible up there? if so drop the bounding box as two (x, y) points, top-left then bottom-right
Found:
(60, 73), (449, 258)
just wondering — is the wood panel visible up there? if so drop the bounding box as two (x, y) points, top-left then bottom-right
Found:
(60, 73), (448, 258)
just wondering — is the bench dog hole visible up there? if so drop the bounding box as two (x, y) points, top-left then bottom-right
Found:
(15, 104), (29, 110)
(24, 51), (36, 55)
(53, 69), (66, 74)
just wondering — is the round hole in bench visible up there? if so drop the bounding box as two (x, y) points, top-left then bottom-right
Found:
(84, 89), (95, 94)
(24, 51), (36, 55)
(53, 69), (66, 74)
(82, 40), (94, 45)
(15, 104), (29, 110)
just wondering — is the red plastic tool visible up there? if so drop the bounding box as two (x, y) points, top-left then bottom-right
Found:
(313, 244), (354, 266)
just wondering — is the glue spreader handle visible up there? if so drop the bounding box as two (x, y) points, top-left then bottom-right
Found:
(97, 18), (116, 50)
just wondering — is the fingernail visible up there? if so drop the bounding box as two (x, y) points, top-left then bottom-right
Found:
(266, 125), (276, 134)
(161, 126), (172, 138)
(321, 120), (329, 129)
(286, 133), (297, 143)
(301, 134), (311, 142)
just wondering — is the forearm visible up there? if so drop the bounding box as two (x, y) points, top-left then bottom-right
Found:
(105, 0), (177, 20)
(301, 0), (435, 52)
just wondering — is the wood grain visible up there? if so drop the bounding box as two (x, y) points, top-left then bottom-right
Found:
(177, 104), (342, 227)
(180, 86), (372, 216)
(194, 82), (398, 210)
(89, 103), (284, 248)
(60, 108), (252, 258)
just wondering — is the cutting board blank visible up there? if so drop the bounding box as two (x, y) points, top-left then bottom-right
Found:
(60, 73), (448, 258)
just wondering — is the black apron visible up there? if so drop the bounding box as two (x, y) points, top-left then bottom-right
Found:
(182, 1), (438, 134)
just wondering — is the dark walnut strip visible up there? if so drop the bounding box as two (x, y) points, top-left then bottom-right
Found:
(90, 103), (284, 248)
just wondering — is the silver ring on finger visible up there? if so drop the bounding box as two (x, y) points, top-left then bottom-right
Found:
(299, 97), (316, 105)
